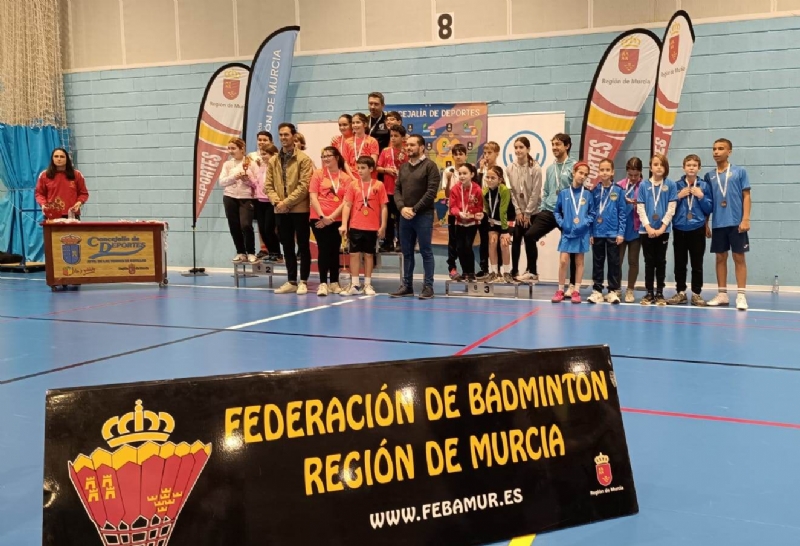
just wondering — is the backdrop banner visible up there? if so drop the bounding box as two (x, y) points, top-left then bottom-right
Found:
(243, 26), (300, 154)
(488, 112), (566, 282)
(580, 29), (661, 184)
(652, 11), (696, 157)
(43, 347), (638, 546)
(192, 63), (249, 226)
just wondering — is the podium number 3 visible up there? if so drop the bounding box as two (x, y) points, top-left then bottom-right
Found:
(437, 13), (453, 40)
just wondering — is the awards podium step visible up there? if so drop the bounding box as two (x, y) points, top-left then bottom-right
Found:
(445, 279), (534, 299)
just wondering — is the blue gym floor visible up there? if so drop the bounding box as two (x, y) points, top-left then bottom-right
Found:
(1, 271), (799, 546)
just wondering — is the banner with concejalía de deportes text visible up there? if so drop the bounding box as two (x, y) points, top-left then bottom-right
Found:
(192, 63), (249, 226)
(652, 11), (696, 157)
(243, 25), (300, 154)
(580, 29), (661, 184)
(43, 347), (638, 546)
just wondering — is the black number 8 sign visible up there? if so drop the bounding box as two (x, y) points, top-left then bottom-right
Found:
(437, 13), (453, 40)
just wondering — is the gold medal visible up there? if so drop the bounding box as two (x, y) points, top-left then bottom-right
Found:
(686, 212), (693, 220)
(610, 193), (618, 201)
(363, 208), (369, 216)
(652, 214), (660, 221)
(333, 196), (340, 202)
(721, 200), (727, 208)
(580, 198), (586, 205)
(573, 217), (579, 224)
(597, 218), (603, 224)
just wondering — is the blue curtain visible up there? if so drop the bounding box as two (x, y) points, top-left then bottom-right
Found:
(0, 125), (64, 262)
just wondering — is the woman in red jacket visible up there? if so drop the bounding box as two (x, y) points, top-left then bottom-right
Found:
(35, 148), (89, 219)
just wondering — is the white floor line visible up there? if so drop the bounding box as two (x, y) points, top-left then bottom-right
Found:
(225, 299), (356, 330)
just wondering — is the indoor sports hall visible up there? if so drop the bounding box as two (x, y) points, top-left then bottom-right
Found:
(2, 2), (800, 546)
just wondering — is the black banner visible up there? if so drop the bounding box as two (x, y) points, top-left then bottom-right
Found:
(43, 347), (638, 546)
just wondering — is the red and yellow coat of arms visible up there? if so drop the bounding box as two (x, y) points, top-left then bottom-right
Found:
(618, 36), (641, 75)
(595, 452), (613, 487)
(68, 400), (212, 546)
(222, 68), (243, 100)
(668, 22), (681, 64)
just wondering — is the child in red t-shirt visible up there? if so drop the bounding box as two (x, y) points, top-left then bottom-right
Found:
(376, 125), (408, 252)
(448, 163), (484, 281)
(347, 113), (380, 177)
(339, 156), (388, 296)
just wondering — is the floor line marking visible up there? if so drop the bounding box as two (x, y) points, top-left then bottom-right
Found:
(621, 407), (800, 430)
(455, 308), (541, 356)
(225, 299), (356, 330)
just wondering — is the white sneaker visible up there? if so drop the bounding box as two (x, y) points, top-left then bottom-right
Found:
(247, 254), (258, 263)
(275, 282), (297, 294)
(516, 272), (534, 282)
(296, 281), (308, 295)
(625, 288), (635, 303)
(328, 282), (342, 294)
(587, 291), (604, 304)
(567, 284), (575, 297)
(736, 293), (748, 311)
(340, 284), (362, 296)
(364, 284), (376, 296)
(232, 254), (246, 263)
(606, 291), (621, 304)
(317, 283), (328, 297)
(707, 292), (730, 307)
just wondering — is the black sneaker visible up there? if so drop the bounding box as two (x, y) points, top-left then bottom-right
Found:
(655, 293), (667, 306)
(476, 270), (488, 280)
(390, 285), (414, 298)
(419, 285), (434, 299)
(640, 292), (655, 306)
(256, 250), (268, 259)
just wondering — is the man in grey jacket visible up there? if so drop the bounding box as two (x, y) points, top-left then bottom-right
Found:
(391, 134), (440, 299)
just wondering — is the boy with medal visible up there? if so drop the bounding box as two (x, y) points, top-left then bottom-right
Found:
(703, 138), (751, 310)
(377, 125), (408, 252)
(588, 159), (626, 304)
(552, 162), (596, 303)
(637, 153), (678, 306)
(667, 154), (713, 306)
(339, 157), (389, 296)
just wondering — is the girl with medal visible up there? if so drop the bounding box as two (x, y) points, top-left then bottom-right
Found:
(703, 138), (752, 310)
(636, 153), (678, 306)
(481, 166), (512, 283)
(552, 162), (596, 303)
(449, 163), (484, 281)
(506, 136), (543, 282)
(339, 156), (388, 296)
(331, 114), (356, 175)
(667, 154), (713, 306)
(218, 138), (259, 264)
(310, 146), (355, 296)
(616, 157), (644, 302)
(588, 159), (626, 304)
(346, 113), (379, 177)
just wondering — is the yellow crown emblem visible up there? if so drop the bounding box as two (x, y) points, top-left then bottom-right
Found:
(101, 400), (176, 448)
(223, 68), (243, 79)
(60, 234), (81, 245)
(620, 36), (641, 49)
(595, 452), (610, 465)
(670, 22), (681, 36)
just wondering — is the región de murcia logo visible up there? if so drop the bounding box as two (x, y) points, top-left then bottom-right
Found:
(68, 400), (212, 546)
(595, 452), (613, 487)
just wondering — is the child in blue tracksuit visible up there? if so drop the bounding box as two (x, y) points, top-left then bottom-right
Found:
(668, 154), (713, 306)
(589, 158), (627, 304)
(638, 153), (678, 306)
(552, 161), (596, 304)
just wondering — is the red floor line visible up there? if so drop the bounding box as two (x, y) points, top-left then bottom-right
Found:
(621, 407), (800, 430)
(455, 308), (541, 356)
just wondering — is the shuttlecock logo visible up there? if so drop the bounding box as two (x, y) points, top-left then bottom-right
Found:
(68, 400), (212, 546)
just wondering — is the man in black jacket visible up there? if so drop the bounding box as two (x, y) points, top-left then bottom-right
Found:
(391, 134), (440, 299)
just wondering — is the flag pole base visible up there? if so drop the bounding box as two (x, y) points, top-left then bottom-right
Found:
(182, 267), (208, 277)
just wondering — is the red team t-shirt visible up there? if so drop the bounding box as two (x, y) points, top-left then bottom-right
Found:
(309, 168), (354, 220)
(345, 179), (388, 231)
(346, 135), (379, 178)
(377, 146), (408, 195)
